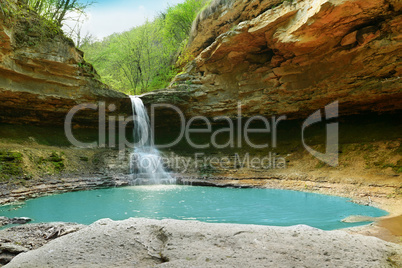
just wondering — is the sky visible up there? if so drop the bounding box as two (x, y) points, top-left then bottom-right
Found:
(64, 0), (186, 40)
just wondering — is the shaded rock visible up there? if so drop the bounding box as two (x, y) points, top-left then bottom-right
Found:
(0, 222), (85, 265)
(0, 217), (31, 227)
(0, 243), (28, 254)
(0, 254), (14, 265)
(9, 217), (31, 225)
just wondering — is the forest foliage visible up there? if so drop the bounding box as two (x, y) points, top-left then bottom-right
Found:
(1, 0), (209, 95)
(80, 0), (207, 95)
(0, 0), (91, 25)
(26, 0), (91, 26)
(1, 0), (91, 46)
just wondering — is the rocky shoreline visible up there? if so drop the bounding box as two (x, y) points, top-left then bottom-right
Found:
(0, 176), (130, 206)
(1, 174), (400, 206)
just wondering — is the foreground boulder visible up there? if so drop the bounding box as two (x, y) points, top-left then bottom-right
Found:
(6, 218), (401, 267)
(0, 222), (84, 265)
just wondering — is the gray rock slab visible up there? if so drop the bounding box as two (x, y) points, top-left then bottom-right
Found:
(5, 218), (401, 268)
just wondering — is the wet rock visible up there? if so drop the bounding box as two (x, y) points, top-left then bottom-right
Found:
(342, 215), (379, 223)
(10, 217), (31, 225)
(0, 217), (31, 227)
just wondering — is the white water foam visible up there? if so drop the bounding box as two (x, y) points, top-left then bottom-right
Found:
(129, 96), (175, 185)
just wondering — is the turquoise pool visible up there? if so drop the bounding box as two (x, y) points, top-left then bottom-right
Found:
(0, 185), (388, 230)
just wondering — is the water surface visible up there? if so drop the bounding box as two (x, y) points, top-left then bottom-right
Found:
(0, 186), (387, 230)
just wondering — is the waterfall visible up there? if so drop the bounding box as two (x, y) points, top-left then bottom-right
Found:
(129, 96), (175, 185)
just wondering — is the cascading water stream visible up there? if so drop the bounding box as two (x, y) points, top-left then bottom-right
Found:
(129, 96), (175, 185)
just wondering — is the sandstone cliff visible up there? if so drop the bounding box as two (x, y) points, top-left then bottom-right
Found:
(144, 0), (401, 120)
(0, 0), (130, 126)
(2, 0), (400, 126)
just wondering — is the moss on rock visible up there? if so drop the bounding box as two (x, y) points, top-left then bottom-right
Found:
(0, 151), (24, 180)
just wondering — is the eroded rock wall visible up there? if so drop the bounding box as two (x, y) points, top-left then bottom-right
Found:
(0, 1), (130, 126)
(150, 0), (401, 120)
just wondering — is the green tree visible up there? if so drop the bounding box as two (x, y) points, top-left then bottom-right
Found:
(81, 0), (206, 95)
(0, 0), (11, 15)
(27, 0), (91, 26)
(162, 0), (205, 43)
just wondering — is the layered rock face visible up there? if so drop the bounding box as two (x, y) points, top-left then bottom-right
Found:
(149, 0), (401, 120)
(2, 0), (400, 126)
(0, 1), (130, 126)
